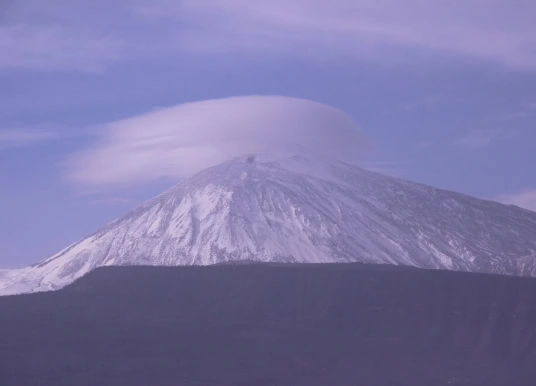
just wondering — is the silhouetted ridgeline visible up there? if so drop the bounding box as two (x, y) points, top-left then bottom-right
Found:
(1, 263), (536, 385)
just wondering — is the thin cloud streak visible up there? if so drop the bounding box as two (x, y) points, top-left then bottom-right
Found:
(0, 126), (95, 148)
(0, 129), (60, 148)
(362, 160), (403, 177)
(415, 141), (433, 149)
(90, 197), (139, 205)
(454, 130), (501, 149)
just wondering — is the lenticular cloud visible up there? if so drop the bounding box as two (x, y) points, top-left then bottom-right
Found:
(68, 95), (366, 188)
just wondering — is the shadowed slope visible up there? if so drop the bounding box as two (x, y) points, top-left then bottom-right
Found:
(1, 263), (536, 385)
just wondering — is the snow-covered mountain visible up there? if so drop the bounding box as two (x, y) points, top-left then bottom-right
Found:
(2, 153), (536, 295)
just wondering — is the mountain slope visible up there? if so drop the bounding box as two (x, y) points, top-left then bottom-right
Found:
(2, 264), (536, 385)
(1, 153), (536, 295)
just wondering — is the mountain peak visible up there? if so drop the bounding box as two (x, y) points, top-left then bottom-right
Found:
(2, 153), (536, 295)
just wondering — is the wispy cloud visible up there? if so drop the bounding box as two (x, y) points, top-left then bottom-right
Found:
(495, 190), (536, 212)
(522, 101), (536, 112)
(1, 0), (536, 72)
(0, 1), (125, 72)
(0, 129), (60, 148)
(502, 101), (536, 120)
(454, 130), (501, 150)
(399, 96), (440, 112)
(415, 141), (433, 149)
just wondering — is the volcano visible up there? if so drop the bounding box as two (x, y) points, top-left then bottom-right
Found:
(1, 153), (536, 295)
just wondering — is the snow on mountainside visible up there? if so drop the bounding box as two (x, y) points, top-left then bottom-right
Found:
(1, 153), (536, 295)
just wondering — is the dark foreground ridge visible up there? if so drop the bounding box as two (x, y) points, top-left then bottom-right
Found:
(1, 263), (536, 386)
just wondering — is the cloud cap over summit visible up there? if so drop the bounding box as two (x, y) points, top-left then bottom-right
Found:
(68, 95), (367, 189)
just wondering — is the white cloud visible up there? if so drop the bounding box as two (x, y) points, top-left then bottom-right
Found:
(67, 95), (367, 189)
(2, 0), (536, 71)
(495, 190), (536, 212)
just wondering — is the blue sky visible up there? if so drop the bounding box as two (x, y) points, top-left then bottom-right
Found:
(1, 0), (535, 268)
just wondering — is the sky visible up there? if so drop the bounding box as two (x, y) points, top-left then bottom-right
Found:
(1, 0), (535, 268)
